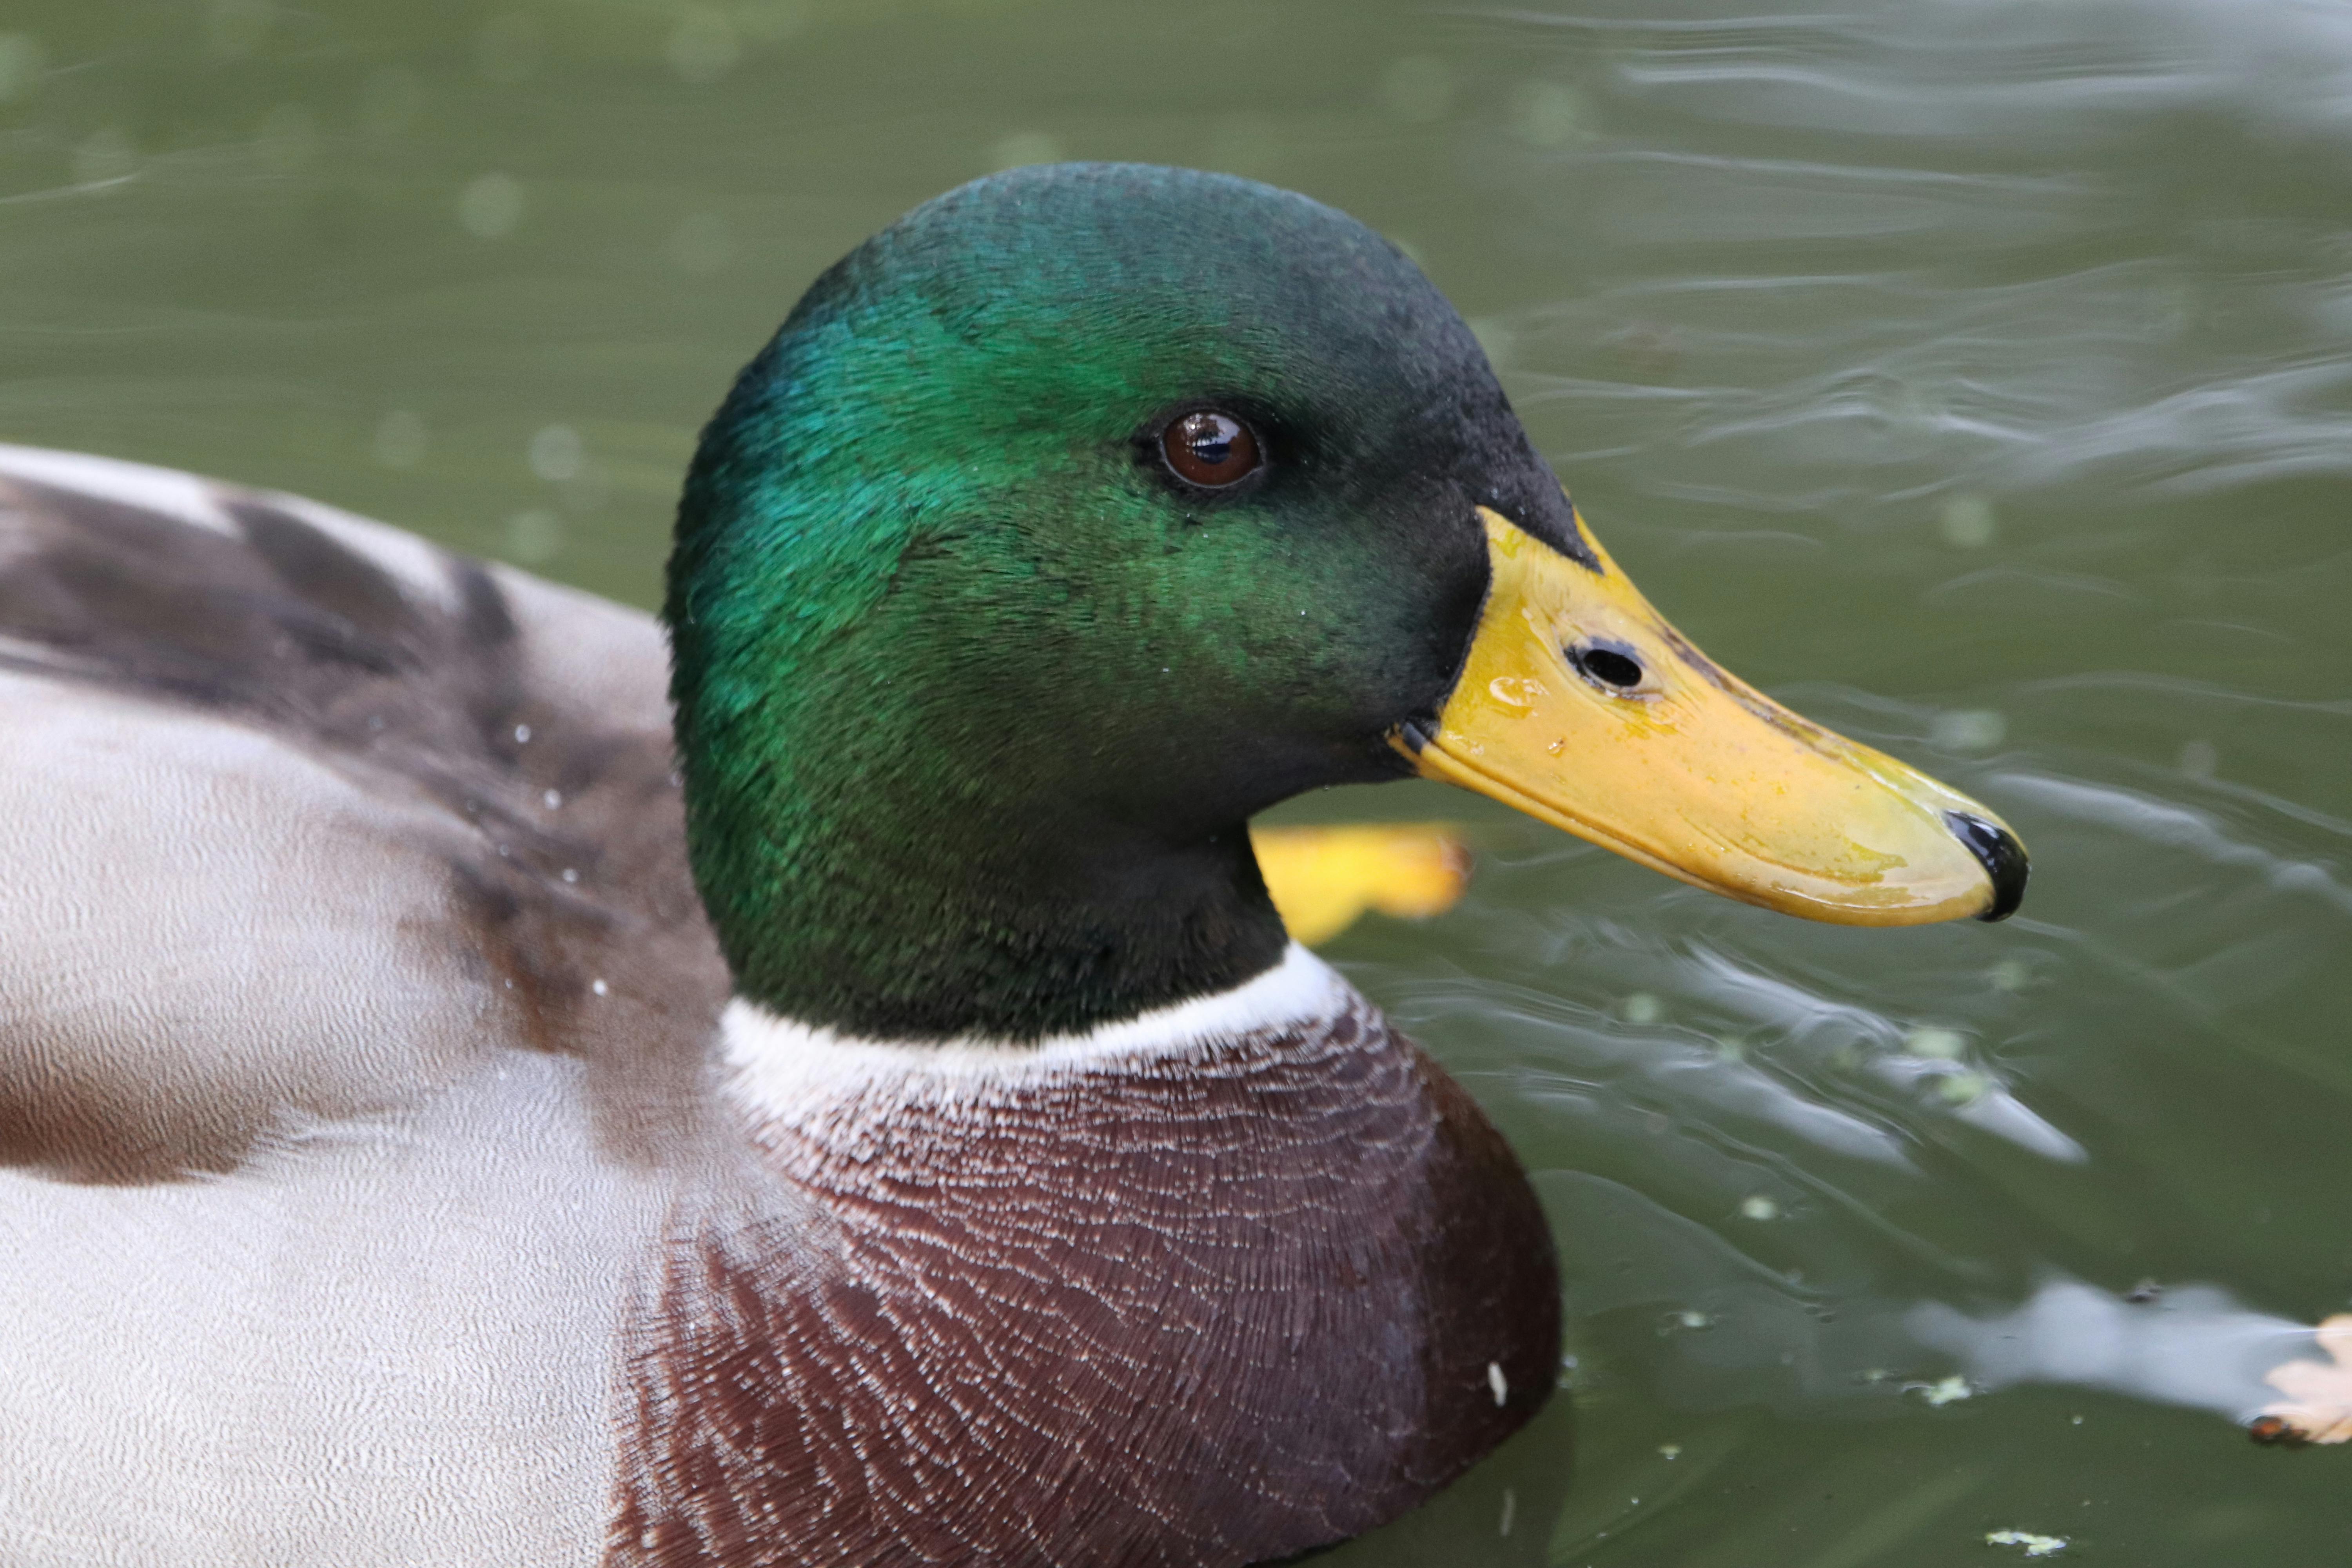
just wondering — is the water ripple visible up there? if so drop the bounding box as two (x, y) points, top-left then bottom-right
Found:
(1996, 772), (2352, 915)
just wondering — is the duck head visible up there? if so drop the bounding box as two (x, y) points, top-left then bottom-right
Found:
(668, 162), (2025, 1041)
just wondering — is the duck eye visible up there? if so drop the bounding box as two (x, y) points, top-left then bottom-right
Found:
(1569, 640), (1646, 691)
(1161, 411), (1262, 488)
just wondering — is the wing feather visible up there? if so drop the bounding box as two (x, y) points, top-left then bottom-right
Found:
(0, 446), (728, 1183)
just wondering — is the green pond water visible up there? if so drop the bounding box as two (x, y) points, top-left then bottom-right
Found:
(7, 0), (2352, 1561)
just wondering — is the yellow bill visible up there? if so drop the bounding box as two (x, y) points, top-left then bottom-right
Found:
(1397, 506), (2026, 925)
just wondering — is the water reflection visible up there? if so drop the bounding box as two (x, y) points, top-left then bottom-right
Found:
(1914, 1279), (2316, 1423)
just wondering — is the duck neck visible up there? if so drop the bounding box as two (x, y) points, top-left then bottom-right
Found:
(666, 526), (1297, 1038)
(682, 766), (1291, 1041)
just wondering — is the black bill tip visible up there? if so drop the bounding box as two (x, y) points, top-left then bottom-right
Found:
(1943, 810), (2029, 922)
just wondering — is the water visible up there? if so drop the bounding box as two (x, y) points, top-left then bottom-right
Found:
(5, 0), (2350, 1560)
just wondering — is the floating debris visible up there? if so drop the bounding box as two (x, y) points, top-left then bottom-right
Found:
(1937, 1071), (1991, 1106)
(2247, 1414), (2304, 1446)
(1915, 1375), (1975, 1407)
(1907, 1025), (1968, 1059)
(1739, 1195), (1780, 1222)
(2258, 1314), (2352, 1443)
(1985, 1528), (2067, 1557)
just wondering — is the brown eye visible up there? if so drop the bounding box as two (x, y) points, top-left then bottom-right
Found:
(1160, 410), (1262, 488)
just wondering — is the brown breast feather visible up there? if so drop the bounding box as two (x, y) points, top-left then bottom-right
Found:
(611, 1001), (1561, 1566)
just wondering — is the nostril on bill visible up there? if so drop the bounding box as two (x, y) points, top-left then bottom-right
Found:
(1567, 639), (1644, 691)
(1943, 810), (2029, 922)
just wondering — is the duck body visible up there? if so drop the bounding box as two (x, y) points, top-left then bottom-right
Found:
(0, 446), (1551, 1564)
(0, 162), (2021, 1564)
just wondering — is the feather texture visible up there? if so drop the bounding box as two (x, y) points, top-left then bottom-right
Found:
(0, 448), (1557, 1566)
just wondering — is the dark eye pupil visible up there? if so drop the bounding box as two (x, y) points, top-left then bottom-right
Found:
(1573, 644), (1644, 689)
(1161, 410), (1261, 488)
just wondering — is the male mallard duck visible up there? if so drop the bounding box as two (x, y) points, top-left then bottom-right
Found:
(0, 163), (2024, 1566)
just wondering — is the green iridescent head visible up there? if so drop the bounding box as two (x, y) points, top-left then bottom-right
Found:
(670, 159), (2028, 1043)
(667, 163), (1583, 1039)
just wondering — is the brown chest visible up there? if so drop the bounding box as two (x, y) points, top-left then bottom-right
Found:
(609, 1006), (1558, 1567)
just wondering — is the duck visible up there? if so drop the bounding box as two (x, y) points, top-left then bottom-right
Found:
(0, 162), (2025, 1567)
